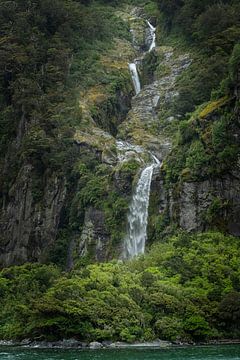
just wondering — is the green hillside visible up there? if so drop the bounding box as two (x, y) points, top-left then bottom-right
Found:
(0, 0), (239, 343)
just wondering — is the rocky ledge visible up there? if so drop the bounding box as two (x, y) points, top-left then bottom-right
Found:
(1, 338), (240, 349)
(0, 339), (172, 349)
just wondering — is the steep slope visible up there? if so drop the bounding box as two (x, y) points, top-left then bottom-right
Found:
(0, 0), (240, 345)
(0, 0), (189, 268)
(1, 0), (240, 269)
(0, 1), (137, 267)
(147, 0), (240, 243)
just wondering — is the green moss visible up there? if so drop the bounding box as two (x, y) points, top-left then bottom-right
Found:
(199, 97), (229, 119)
(118, 159), (140, 177)
(202, 197), (230, 230)
(1, 232), (240, 341)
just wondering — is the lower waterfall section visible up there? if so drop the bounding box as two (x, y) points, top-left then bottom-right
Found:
(122, 160), (159, 260)
(128, 63), (141, 95)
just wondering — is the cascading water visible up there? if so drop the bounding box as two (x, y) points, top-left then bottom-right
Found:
(123, 156), (160, 259)
(128, 63), (141, 95)
(147, 20), (156, 52)
(128, 19), (156, 96)
(121, 14), (160, 259)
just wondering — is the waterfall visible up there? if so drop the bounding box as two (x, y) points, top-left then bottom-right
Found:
(128, 20), (156, 95)
(121, 14), (160, 260)
(147, 20), (156, 52)
(123, 156), (160, 260)
(129, 63), (141, 95)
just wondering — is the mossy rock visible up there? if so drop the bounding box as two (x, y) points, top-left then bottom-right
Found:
(74, 128), (115, 152)
(129, 17), (147, 49)
(199, 96), (230, 119)
(101, 38), (136, 68)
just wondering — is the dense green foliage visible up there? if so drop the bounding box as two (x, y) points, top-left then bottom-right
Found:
(0, 0), (130, 198)
(165, 100), (239, 183)
(0, 232), (240, 342)
(155, 0), (240, 183)
(0, 0), (136, 265)
(0, 0), (240, 345)
(157, 0), (240, 115)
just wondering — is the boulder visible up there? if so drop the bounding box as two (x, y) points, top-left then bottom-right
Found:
(89, 341), (103, 349)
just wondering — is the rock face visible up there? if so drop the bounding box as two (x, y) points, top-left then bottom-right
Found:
(118, 47), (191, 160)
(1, 4), (238, 270)
(150, 159), (240, 238)
(0, 8), (193, 268)
(0, 7), (135, 268)
(78, 207), (111, 262)
(175, 176), (240, 235)
(148, 61), (240, 242)
(0, 165), (66, 267)
(89, 341), (103, 349)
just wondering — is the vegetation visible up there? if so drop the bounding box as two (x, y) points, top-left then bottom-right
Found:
(165, 85), (239, 183)
(0, 0), (240, 346)
(0, 0), (138, 264)
(0, 0), (131, 186)
(0, 232), (240, 342)
(156, 0), (240, 114)
(153, 0), (240, 183)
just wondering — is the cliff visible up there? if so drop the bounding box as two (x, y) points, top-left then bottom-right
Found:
(0, 0), (240, 344)
(0, 0), (239, 269)
(149, 94), (240, 241)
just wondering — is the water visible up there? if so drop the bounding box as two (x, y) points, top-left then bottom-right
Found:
(128, 20), (156, 95)
(128, 63), (141, 95)
(0, 345), (240, 360)
(123, 156), (160, 259)
(116, 139), (161, 260)
(147, 20), (156, 52)
(116, 140), (144, 162)
(116, 139), (161, 259)
(122, 17), (158, 259)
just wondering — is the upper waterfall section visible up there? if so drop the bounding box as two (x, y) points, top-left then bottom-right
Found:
(129, 63), (141, 95)
(128, 11), (156, 95)
(146, 20), (156, 52)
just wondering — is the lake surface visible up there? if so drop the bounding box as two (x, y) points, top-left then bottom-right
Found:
(0, 345), (240, 360)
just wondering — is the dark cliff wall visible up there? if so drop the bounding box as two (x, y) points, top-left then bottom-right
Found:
(1, 0), (240, 269)
(0, 0), (135, 268)
(149, 84), (240, 241)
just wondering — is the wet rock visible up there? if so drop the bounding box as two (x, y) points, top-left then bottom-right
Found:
(89, 341), (103, 349)
(108, 341), (129, 348)
(108, 340), (172, 348)
(118, 46), (191, 158)
(22, 339), (82, 349)
(78, 207), (111, 262)
(61, 338), (82, 348)
(0, 340), (15, 346)
(20, 339), (32, 346)
(0, 165), (67, 268)
(114, 171), (133, 196)
(154, 174), (240, 236)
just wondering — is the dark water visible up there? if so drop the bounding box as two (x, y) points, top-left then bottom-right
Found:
(0, 345), (240, 360)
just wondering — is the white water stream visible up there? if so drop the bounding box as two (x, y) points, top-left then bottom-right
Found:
(128, 63), (141, 95)
(128, 20), (156, 95)
(123, 156), (160, 259)
(147, 20), (156, 52)
(121, 17), (159, 259)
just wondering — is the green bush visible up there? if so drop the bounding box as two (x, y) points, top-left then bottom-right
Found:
(229, 43), (240, 82)
(0, 232), (239, 342)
